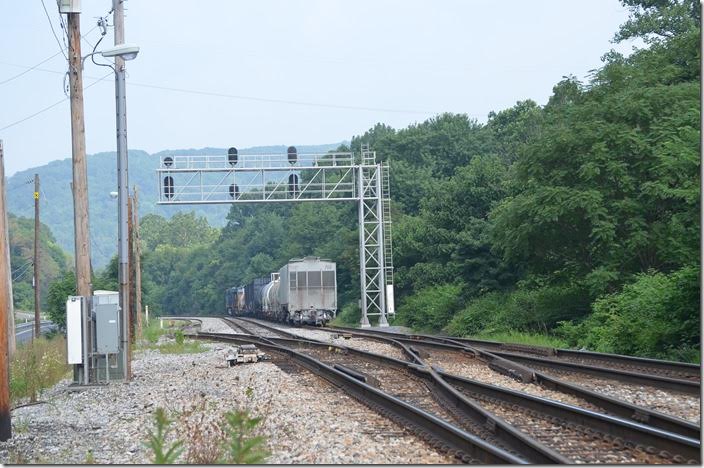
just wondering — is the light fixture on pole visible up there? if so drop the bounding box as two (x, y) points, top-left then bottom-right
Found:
(83, 39), (140, 381)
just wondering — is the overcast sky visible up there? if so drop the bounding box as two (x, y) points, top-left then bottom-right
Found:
(0, 0), (635, 176)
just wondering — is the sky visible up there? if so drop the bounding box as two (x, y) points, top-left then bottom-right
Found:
(0, 0), (637, 176)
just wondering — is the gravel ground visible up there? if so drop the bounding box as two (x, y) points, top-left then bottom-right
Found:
(0, 318), (453, 464)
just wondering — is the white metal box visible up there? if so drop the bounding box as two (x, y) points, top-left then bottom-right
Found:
(66, 296), (84, 364)
(58, 0), (81, 13)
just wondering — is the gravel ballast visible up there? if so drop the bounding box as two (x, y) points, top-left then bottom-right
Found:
(0, 318), (453, 464)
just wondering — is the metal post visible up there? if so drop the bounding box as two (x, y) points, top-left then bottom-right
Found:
(114, 0), (130, 381)
(375, 165), (388, 327)
(358, 167), (370, 328)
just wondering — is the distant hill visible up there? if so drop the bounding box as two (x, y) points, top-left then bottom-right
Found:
(6, 143), (345, 267)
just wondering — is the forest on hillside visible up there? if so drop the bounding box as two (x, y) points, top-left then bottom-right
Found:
(47, 0), (700, 362)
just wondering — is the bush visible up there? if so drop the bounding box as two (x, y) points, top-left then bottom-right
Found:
(446, 284), (590, 336)
(330, 303), (361, 327)
(556, 266), (700, 362)
(396, 284), (463, 332)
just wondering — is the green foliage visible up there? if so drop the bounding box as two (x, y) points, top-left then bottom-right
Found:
(219, 410), (270, 464)
(446, 284), (590, 337)
(396, 284), (463, 332)
(8, 213), (70, 310)
(145, 408), (184, 464)
(556, 265), (700, 361)
(330, 303), (361, 327)
(46, 271), (76, 330)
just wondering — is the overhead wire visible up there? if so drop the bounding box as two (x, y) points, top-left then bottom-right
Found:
(40, 0), (68, 61)
(0, 71), (113, 132)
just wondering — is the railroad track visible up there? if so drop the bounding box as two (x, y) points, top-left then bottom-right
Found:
(195, 319), (700, 463)
(318, 325), (700, 441)
(327, 325), (700, 386)
(191, 331), (523, 464)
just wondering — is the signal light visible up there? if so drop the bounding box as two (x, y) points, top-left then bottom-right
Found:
(229, 183), (240, 199)
(163, 176), (174, 199)
(287, 146), (297, 165)
(288, 174), (299, 196)
(228, 147), (238, 166)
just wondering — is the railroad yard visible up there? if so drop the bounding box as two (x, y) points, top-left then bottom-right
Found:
(0, 316), (699, 464)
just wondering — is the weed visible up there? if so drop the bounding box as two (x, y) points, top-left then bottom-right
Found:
(13, 418), (29, 434)
(219, 410), (269, 464)
(174, 329), (185, 346)
(83, 450), (95, 464)
(10, 336), (69, 404)
(178, 399), (224, 464)
(144, 408), (184, 464)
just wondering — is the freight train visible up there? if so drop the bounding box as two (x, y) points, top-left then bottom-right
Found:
(226, 257), (337, 326)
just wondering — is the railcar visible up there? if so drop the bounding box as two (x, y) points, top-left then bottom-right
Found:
(226, 256), (337, 325)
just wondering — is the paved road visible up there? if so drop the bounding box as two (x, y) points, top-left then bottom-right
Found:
(16, 320), (57, 344)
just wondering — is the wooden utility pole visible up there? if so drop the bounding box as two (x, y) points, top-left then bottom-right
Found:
(133, 186), (142, 341)
(0, 141), (12, 441)
(67, 12), (92, 298)
(1, 143), (14, 358)
(127, 195), (134, 343)
(33, 175), (40, 340)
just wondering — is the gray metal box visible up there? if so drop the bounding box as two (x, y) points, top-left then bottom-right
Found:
(95, 303), (119, 354)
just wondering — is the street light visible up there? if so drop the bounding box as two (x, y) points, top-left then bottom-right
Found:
(112, 42), (138, 381)
(100, 43), (140, 61)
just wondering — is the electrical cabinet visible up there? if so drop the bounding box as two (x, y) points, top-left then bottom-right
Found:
(66, 296), (84, 364)
(95, 303), (119, 354)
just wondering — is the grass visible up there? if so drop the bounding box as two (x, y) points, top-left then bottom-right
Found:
(465, 330), (569, 349)
(10, 336), (69, 404)
(148, 340), (208, 355)
(140, 319), (207, 354)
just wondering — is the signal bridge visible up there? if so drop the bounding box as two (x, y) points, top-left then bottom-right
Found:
(156, 145), (394, 327)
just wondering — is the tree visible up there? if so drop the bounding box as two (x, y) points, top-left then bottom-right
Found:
(47, 271), (76, 330)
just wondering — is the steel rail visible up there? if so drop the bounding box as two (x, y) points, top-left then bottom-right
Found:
(320, 325), (701, 441)
(486, 349), (699, 394)
(190, 332), (525, 464)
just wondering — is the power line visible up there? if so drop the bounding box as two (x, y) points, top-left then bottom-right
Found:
(40, 0), (68, 61)
(125, 81), (435, 115)
(0, 60), (438, 116)
(0, 72), (113, 133)
(0, 51), (64, 86)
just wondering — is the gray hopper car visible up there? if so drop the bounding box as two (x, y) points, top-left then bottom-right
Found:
(228, 256), (337, 326)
